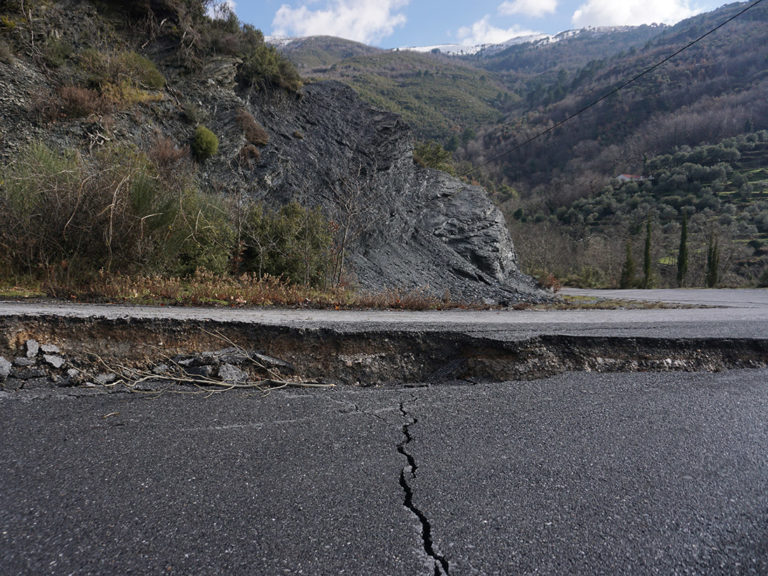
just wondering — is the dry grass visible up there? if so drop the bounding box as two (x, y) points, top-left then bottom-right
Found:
(236, 108), (269, 146)
(0, 270), (490, 310)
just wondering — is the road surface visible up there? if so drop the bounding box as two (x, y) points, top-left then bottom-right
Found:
(1, 290), (767, 574)
(1, 370), (767, 575)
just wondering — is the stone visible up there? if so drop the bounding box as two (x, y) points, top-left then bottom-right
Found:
(40, 344), (61, 354)
(43, 354), (66, 369)
(13, 357), (36, 367)
(11, 367), (47, 380)
(94, 373), (118, 386)
(25, 339), (40, 358)
(0, 356), (11, 382)
(218, 363), (248, 384)
(152, 363), (170, 375)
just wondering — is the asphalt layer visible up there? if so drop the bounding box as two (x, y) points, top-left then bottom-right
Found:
(2, 370), (767, 575)
(2, 288), (768, 339)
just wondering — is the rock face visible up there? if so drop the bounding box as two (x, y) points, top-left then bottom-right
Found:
(0, 3), (544, 303)
(245, 82), (542, 302)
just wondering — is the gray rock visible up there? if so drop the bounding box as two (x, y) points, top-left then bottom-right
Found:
(43, 354), (66, 369)
(218, 363), (248, 384)
(152, 364), (170, 375)
(40, 344), (61, 354)
(13, 357), (36, 367)
(66, 368), (82, 383)
(11, 367), (47, 380)
(25, 339), (40, 358)
(0, 356), (11, 381)
(94, 373), (118, 386)
(247, 82), (546, 303)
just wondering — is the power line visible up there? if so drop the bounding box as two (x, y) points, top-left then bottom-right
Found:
(460, 0), (765, 178)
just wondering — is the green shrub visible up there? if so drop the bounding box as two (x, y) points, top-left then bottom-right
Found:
(0, 141), (233, 282)
(117, 51), (165, 90)
(191, 125), (218, 161)
(237, 27), (302, 91)
(414, 141), (455, 175)
(43, 38), (73, 68)
(240, 202), (332, 287)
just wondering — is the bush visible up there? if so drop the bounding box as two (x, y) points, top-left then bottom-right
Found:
(191, 125), (218, 161)
(0, 39), (13, 64)
(117, 51), (165, 90)
(240, 202), (333, 287)
(236, 108), (269, 146)
(58, 85), (110, 117)
(237, 27), (302, 91)
(0, 141), (233, 282)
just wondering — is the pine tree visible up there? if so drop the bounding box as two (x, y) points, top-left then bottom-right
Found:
(619, 240), (636, 289)
(706, 233), (720, 288)
(642, 217), (654, 289)
(676, 213), (689, 287)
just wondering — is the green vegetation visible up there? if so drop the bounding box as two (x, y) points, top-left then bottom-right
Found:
(238, 202), (333, 288)
(414, 141), (455, 175)
(619, 241), (636, 289)
(677, 213), (689, 287)
(311, 50), (512, 142)
(0, 141), (231, 282)
(706, 234), (720, 288)
(191, 125), (219, 161)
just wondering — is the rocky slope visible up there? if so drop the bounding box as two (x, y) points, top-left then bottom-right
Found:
(0, 1), (543, 303)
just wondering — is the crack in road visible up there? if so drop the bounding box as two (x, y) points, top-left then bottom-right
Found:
(398, 400), (450, 576)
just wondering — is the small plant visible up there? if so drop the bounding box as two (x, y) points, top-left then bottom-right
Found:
(414, 140), (455, 175)
(43, 38), (74, 68)
(235, 108), (269, 146)
(182, 102), (206, 125)
(117, 51), (165, 90)
(58, 85), (110, 117)
(237, 144), (260, 168)
(0, 39), (13, 64)
(191, 125), (219, 162)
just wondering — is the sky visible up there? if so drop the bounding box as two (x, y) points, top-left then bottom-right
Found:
(215, 0), (735, 48)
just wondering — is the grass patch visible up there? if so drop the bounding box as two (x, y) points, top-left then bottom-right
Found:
(1, 270), (485, 310)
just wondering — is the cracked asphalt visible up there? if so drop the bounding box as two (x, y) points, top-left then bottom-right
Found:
(2, 369), (767, 575)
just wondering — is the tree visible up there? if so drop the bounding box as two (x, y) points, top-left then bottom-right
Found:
(619, 240), (636, 289)
(642, 217), (654, 289)
(676, 213), (688, 287)
(706, 233), (720, 288)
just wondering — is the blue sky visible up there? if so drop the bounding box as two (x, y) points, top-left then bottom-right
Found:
(216, 0), (733, 48)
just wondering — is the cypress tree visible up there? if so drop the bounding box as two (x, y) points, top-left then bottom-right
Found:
(676, 213), (689, 287)
(619, 240), (636, 289)
(642, 217), (654, 289)
(706, 233), (720, 288)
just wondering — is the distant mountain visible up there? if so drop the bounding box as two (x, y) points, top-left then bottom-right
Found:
(269, 35), (382, 70)
(401, 33), (551, 57)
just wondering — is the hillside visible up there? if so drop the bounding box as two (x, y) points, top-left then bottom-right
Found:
(272, 35), (382, 70)
(274, 3), (768, 287)
(460, 2), (768, 287)
(306, 49), (514, 142)
(0, 0), (543, 303)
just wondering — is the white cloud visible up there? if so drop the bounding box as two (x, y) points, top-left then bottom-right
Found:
(499, 0), (557, 18)
(457, 16), (539, 46)
(272, 0), (409, 45)
(572, 0), (696, 28)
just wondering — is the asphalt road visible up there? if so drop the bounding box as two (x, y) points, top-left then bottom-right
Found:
(2, 288), (768, 339)
(2, 369), (767, 575)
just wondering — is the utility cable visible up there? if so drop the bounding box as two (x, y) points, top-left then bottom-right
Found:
(460, 0), (765, 178)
